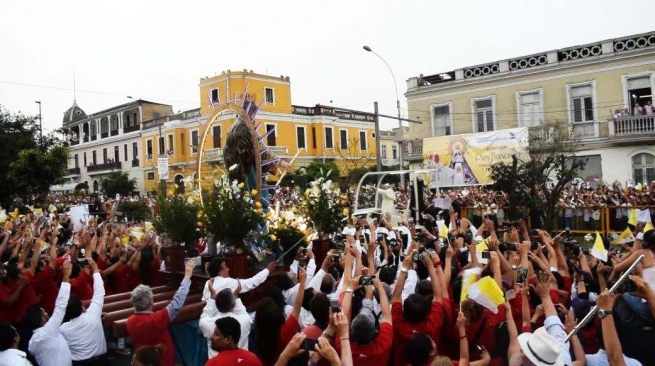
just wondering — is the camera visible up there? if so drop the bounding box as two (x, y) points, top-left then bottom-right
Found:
(499, 242), (517, 252)
(333, 234), (345, 242)
(564, 239), (589, 256)
(376, 233), (384, 243)
(77, 258), (88, 266)
(481, 250), (491, 259)
(359, 275), (375, 286)
(388, 238), (398, 246)
(516, 266), (528, 286)
(330, 299), (341, 313)
(332, 253), (342, 263)
(301, 338), (319, 351)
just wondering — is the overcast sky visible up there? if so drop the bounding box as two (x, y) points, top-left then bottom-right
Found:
(1, 0), (653, 133)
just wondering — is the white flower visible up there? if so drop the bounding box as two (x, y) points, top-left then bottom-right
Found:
(229, 164), (238, 171)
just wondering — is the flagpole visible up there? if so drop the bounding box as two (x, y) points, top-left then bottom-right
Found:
(565, 254), (644, 342)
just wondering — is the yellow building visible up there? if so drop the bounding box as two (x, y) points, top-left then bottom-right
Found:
(405, 31), (655, 184)
(142, 70), (378, 192)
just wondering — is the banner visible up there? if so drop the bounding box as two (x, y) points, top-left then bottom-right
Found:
(69, 204), (89, 232)
(157, 157), (169, 180)
(421, 127), (529, 187)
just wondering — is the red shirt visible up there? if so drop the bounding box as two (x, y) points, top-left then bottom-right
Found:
(335, 322), (393, 366)
(278, 314), (300, 352)
(206, 348), (262, 366)
(127, 310), (175, 366)
(0, 272), (38, 324)
(70, 270), (93, 301)
(126, 266), (142, 291)
(392, 301), (444, 366)
(113, 264), (129, 293)
(302, 324), (324, 339)
(32, 266), (58, 315)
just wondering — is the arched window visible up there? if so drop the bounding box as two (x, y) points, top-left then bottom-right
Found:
(632, 152), (655, 184)
(100, 117), (109, 136)
(90, 120), (97, 137)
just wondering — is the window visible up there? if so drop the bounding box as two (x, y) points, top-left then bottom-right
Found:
(381, 145), (387, 160)
(168, 134), (174, 154)
(432, 105), (452, 136)
(74, 154), (78, 168)
(339, 129), (348, 150)
(359, 131), (367, 150)
(265, 88), (274, 104)
(100, 117), (109, 135)
(147, 172), (155, 180)
(191, 130), (199, 153)
(158, 136), (165, 156)
(102, 148), (107, 163)
(211, 89), (219, 104)
(474, 99), (494, 132)
(124, 144), (128, 162)
(84, 152), (87, 166)
(518, 91), (542, 127)
(110, 115), (119, 131)
(90, 121), (97, 137)
(146, 140), (153, 157)
(392, 145), (398, 160)
(632, 153), (655, 184)
(114, 146), (119, 162)
(266, 124), (276, 146)
(311, 127), (317, 149)
(92, 151), (97, 165)
(296, 126), (306, 149)
(212, 126), (221, 148)
(132, 142), (138, 161)
(324, 127), (334, 149)
(180, 133), (184, 155)
(570, 85), (594, 123)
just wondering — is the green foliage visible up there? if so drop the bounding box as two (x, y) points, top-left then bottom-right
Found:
(118, 200), (151, 222)
(201, 177), (266, 250)
(299, 176), (349, 235)
(153, 195), (201, 246)
(0, 106), (68, 205)
(101, 172), (137, 197)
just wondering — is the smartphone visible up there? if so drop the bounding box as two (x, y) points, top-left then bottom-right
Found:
(359, 275), (373, 286)
(516, 266), (528, 286)
(330, 299), (341, 313)
(301, 338), (319, 351)
(481, 250), (491, 259)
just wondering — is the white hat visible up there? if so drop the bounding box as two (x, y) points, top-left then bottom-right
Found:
(517, 327), (564, 366)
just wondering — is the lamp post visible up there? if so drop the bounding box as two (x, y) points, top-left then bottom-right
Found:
(363, 45), (404, 175)
(35, 101), (43, 151)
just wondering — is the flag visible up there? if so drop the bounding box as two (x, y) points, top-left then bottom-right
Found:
(645, 222), (654, 232)
(10, 208), (19, 219)
(0, 210), (6, 224)
(460, 268), (482, 304)
(144, 221), (154, 232)
(628, 209), (638, 226)
(131, 230), (145, 242)
(467, 276), (505, 313)
(636, 209), (651, 225)
(439, 222), (449, 239)
(34, 208), (43, 217)
(591, 231), (608, 262)
(611, 227), (635, 245)
(468, 240), (489, 264)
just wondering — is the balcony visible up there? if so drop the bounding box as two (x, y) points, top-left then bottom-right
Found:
(609, 115), (655, 140)
(267, 146), (289, 156)
(91, 135), (97, 141)
(203, 148), (223, 162)
(67, 167), (80, 175)
(87, 161), (121, 173)
(101, 132), (109, 139)
(83, 136), (89, 143)
(110, 129), (119, 136)
(124, 124), (140, 133)
(402, 140), (423, 161)
(132, 159), (139, 167)
(529, 116), (655, 147)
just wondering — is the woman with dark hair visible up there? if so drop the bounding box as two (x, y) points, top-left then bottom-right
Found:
(253, 267), (306, 365)
(132, 344), (165, 366)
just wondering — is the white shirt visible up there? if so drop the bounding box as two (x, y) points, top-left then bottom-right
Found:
(0, 349), (32, 366)
(59, 272), (107, 360)
(585, 349), (642, 366)
(199, 299), (251, 359)
(202, 269), (270, 314)
(29, 282), (73, 366)
(283, 265), (323, 306)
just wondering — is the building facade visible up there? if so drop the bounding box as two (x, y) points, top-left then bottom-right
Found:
(404, 31), (655, 185)
(60, 100), (173, 193)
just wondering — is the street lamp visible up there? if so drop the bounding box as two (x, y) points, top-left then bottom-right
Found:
(363, 45), (404, 173)
(35, 101), (43, 151)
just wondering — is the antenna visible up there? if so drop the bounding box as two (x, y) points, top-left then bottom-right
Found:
(73, 68), (77, 102)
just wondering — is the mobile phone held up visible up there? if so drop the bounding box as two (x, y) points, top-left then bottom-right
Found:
(330, 299), (341, 313)
(516, 266), (529, 286)
(301, 338), (318, 351)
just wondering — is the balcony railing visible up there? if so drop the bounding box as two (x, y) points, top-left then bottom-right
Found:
(91, 135), (97, 141)
(609, 115), (655, 137)
(267, 146), (289, 155)
(204, 148), (223, 162)
(132, 159), (139, 167)
(87, 161), (121, 173)
(402, 140), (423, 161)
(67, 167), (80, 175)
(110, 129), (119, 136)
(124, 124), (140, 133)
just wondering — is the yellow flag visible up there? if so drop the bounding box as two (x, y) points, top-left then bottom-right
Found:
(591, 231), (608, 262)
(0, 210), (6, 224)
(131, 230), (145, 242)
(439, 222), (449, 239)
(645, 222), (654, 232)
(628, 209), (638, 226)
(10, 208), (19, 219)
(461, 268), (482, 304)
(121, 236), (130, 246)
(467, 276), (506, 313)
(34, 208), (44, 217)
(611, 227), (635, 245)
(144, 221), (154, 232)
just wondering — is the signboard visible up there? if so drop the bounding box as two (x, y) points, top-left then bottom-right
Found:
(69, 204), (90, 232)
(421, 127), (529, 187)
(157, 157), (169, 180)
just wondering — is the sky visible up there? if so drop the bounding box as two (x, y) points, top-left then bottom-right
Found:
(0, 0), (653, 134)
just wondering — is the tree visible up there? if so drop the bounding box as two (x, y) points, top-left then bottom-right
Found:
(333, 137), (376, 186)
(117, 200), (151, 222)
(0, 106), (68, 206)
(489, 122), (587, 229)
(101, 171), (137, 197)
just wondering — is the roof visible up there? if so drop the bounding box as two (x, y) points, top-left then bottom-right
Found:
(62, 101), (87, 125)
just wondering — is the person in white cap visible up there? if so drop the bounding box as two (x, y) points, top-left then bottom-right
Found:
(508, 274), (573, 366)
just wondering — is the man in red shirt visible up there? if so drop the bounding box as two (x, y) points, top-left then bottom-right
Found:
(335, 275), (393, 366)
(392, 251), (445, 366)
(127, 260), (195, 366)
(0, 262), (38, 325)
(206, 317), (262, 366)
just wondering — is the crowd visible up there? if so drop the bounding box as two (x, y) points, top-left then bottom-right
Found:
(1, 179), (655, 366)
